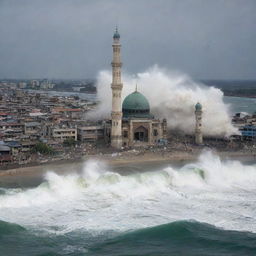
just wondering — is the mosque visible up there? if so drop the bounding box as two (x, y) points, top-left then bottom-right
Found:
(108, 28), (167, 149)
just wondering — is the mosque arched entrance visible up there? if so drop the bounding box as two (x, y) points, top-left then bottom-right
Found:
(134, 126), (148, 142)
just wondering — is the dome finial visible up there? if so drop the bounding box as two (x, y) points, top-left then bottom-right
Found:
(135, 83), (138, 92)
(113, 26), (120, 39)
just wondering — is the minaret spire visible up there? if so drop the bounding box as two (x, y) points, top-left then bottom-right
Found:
(195, 102), (203, 145)
(111, 27), (123, 149)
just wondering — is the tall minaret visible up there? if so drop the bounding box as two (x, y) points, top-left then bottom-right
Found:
(111, 27), (123, 149)
(195, 102), (203, 145)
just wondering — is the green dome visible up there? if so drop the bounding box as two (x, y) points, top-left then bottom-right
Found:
(123, 91), (149, 110)
(195, 102), (202, 111)
(122, 91), (152, 118)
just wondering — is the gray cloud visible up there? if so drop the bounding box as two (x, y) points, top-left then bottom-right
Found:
(0, 0), (255, 79)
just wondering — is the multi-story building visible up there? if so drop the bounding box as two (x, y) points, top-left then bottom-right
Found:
(18, 82), (27, 89)
(24, 122), (42, 135)
(51, 127), (77, 141)
(30, 80), (40, 88)
(77, 125), (104, 142)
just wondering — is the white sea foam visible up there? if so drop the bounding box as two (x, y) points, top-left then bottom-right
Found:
(90, 66), (238, 137)
(0, 151), (256, 234)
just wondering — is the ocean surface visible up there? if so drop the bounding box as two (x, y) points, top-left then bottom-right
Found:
(1, 151), (256, 255)
(224, 96), (256, 114)
(25, 89), (97, 102)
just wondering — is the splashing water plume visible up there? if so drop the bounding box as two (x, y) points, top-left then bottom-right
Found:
(91, 66), (238, 137)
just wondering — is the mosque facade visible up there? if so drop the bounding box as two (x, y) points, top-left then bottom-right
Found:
(109, 29), (167, 149)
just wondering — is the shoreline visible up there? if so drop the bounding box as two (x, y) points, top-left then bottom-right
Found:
(1, 150), (256, 178)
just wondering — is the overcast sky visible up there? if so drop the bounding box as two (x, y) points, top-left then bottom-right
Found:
(0, 0), (255, 80)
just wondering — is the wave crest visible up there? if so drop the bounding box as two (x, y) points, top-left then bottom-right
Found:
(88, 220), (256, 256)
(1, 152), (256, 209)
(1, 151), (256, 234)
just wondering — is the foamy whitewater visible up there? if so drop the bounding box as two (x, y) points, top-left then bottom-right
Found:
(91, 66), (238, 137)
(0, 151), (256, 236)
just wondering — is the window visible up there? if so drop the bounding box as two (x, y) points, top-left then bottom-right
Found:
(123, 131), (128, 138)
(154, 129), (158, 136)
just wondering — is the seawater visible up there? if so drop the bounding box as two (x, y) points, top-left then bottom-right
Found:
(1, 151), (256, 255)
(224, 96), (256, 114)
(25, 89), (97, 102)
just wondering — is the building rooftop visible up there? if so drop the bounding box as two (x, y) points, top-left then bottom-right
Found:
(25, 122), (41, 127)
(0, 145), (10, 151)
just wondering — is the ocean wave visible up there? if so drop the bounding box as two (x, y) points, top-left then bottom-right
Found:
(1, 219), (256, 256)
(0, 151), (256, 234)
(0, 219), (89, 256)
(0, 189), (6, 195)
(0, 220), (25, 236)
(88, 220), (256, 256)
(1, 151), (256, 209)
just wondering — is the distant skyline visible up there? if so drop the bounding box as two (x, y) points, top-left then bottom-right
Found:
(0, 0), (255, 80)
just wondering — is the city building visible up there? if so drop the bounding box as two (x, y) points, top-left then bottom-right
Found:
(24, 122), (41, 135)
(51, 127), (77, 141)
(0, 143), (12, 164)
(77, 125), (104, 142)
(239, 125), (256, 141)
(30, 80), (40, 88)
(18, 82), (27, 89)
(40, 79), (55, 90)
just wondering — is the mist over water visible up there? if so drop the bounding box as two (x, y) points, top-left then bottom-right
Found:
(91, 66), (238, 137)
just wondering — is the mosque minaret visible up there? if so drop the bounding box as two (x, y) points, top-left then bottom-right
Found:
(109, 28), (166, 149)
(111, 27), (123, 149)
(195, 102), (203, 145)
